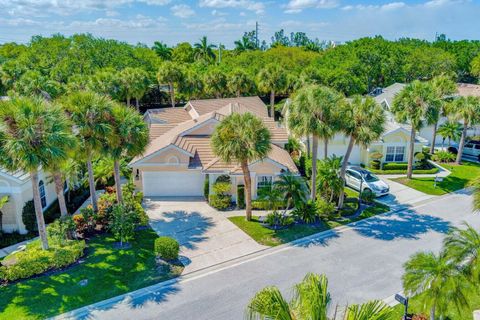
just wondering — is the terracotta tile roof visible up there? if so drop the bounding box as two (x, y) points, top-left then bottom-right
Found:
(457, 83), (480, 97)
(262, 117), (289, 143)
(145, 107), (191, 124)
(229, 144), (299, 174)
(188, 96), (268, 118)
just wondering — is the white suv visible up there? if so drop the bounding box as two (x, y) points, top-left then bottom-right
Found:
(463, 141), (480, 161)
(345, 166), (390, 197)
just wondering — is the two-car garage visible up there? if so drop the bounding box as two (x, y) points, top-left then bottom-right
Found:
(142, 171), (205, 197)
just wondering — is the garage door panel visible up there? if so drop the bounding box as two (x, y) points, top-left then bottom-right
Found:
(143, 171), (204, 197)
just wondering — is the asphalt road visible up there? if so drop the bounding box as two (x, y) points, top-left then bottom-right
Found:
(59, 190), (479, 320)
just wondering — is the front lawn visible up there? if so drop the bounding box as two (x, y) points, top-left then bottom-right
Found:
(229, 202), (390, 247)
(0, 228), (183, 320)
(392, 161), (480, 195)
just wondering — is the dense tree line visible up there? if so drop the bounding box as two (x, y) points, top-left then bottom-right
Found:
(1, 33), (480, 108)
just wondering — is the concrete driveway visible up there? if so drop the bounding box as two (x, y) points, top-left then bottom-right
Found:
(376, 177), (436, 210)
(144, 197), (266, 273)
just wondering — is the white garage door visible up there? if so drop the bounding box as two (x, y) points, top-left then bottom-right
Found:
(142, 171), (205, 197)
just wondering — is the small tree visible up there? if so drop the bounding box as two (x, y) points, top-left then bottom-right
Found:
(109, 204), (135, 247)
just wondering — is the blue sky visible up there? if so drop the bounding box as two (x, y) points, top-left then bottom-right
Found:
(0, 0), (478, 47)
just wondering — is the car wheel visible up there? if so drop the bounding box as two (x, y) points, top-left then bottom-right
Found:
(447, 147), (458, 154)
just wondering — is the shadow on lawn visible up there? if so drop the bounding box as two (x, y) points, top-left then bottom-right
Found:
(351, 210), (451, 241)
(149, 210), (215, 251)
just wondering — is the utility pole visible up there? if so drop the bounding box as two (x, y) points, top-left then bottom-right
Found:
(255, 21), (259, 49)
(218, 43), (222, 63)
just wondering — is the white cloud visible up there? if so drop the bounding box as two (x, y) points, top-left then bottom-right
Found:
(342, 2), (405, 11)
(211, 9), (228, 16)
(171, 4), (195, 18)
(69, 15), (166, 29)
(284, 0), (339, 13)
(199, 0), (265, 14)
(424, 0), (469, 7)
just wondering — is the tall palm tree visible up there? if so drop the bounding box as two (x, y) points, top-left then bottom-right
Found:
(157, 61), (184, 108)
(194, 36), (216, 62)
(180, 69), (203, 100)
(88, 68), (122, 100)
(234, 36), (256, 53)
(338, 95), (385, 208)
(429, 75), (457, 154)
(62, 91), (113, 212)
(444, 223), (480, 283)
(0, 98), (72, 250)
(275, 172), (308, 212)
(449, 96), (480, 164)
(118, 67), (150, 108)
(437, 120), (462, 148)
(211, 113), (271, 221)
(246, 273), (330, 320)
(204, 68), (227, 99)
(257, 64), (287, 118)
(391, 80), (436, 179)
(228, 69), (253, 97)
(108, 104), (149, 203)
(344, 300), (393, 320)
(287, 85), (343, 200)
(403, 250), (469, 320)
(152, 41), (172, 60)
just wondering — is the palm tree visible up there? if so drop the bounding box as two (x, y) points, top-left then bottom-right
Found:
(118, 67), (150, 108)
(344, 300), (393, 320)
(275, 172), (308, 212)
(317, 155), (344, 203)
(108, 104), (149, 203)
(228, 69), (253, 97)
(391, 81), (436, 179)
(234, 36), (256, 53)
(444, 223), (480, 283)
(157, 61), (183, 108)
(403, 250), (469, 320)
(152, 41), (172, 60)
(211, 113), (271, 221)
(194, 36), (216, 62)
(449, 96), (480, 164)
(257, 64), (287, 118)
(246, 273), (330, 320)
(0, 98), (73, 250)
(62, 91), (113, 212)
(204, 68), (227, 98)
(429, 75), (457, 154)
(437, 120), (462, 148)
(180, 69), (204, 100)
(338, 96), (385, 208)
(472, 176), (480, 212)
(287, 85), (344, 200)
(88, 68), (122, 100)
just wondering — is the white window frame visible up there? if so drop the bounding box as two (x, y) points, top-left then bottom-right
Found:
(385, 146), (406, 162)
(39, 180), (47, 209)
(257, 175), (273, 191)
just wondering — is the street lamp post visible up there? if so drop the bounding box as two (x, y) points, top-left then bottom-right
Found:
(395, 294), (409, 320)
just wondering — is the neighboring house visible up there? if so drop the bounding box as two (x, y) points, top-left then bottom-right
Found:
(0, 168), (58, 234)
(131, 96), (298, 201)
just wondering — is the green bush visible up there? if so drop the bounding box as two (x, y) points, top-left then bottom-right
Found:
(237, 185), (245, 209)
(315, 198), (336, 219)
(209, 194), (232, 210)
(47, 216), (76, 246)
(204, 176), (209, 200)
(0, 239), (85, 282)
(382, 162), (408, 170)
(361, 189), (376, 204)
(370, 160), (381, 170)
(264, 211), (294, 228)
(291, 200), (318, 224)
(154, 236), (179, 260)
(432, 150), (456, 163)
(21, 200), (37, 233)
(212, 181), (231, 194)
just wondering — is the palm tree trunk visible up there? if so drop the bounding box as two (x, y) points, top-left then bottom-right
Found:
(456, 120), (467, 165)
(87, 154), (98, 212)
(324, 138), (328, 159)
(135, 98), (140, 112)
(241, 161), (252, 221)
(53, 171), (68, 217)
(31, 169), (49, 250)
(270, 90), (275, 118)
(442, 138), (445, 150)
(114, 159), (123, 203)
(311, 135), (319, 200)
(126, 96), (131, 107)
(338, 136), (355, 209)
(430, 304), (435, 320)
(430, 120), (438, 154)
(306, 136), (311, 158)
(407, 128), (416, 179)
(169, 82), (175, 108)
(236, 89), (241, 98)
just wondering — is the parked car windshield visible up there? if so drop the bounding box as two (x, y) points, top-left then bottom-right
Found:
(364, 172), (379, 182)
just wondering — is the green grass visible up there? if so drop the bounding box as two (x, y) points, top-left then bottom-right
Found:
(391, 289), (480, 319)
(392, 161), (480, 195)
(0, 228), (183, 320)
(229, 202), (390, 247)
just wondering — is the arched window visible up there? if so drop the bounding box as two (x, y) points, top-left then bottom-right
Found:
(39, 180), (47, 209)
(168, 156), (179, 164)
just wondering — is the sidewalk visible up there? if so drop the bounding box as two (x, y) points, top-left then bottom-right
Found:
(0, 238), (36, 259)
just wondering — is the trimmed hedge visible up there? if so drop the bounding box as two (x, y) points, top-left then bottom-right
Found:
(0, 239), (86, 282)
(154, 236), (179, 261)
(237, 185), (245, 209)
(209, 194), (231, 210)
(369, 167), (439, 175)
(382, 162), (408, 170)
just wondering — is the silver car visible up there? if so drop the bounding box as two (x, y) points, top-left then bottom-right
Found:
(345, 166), (390, 197)
(463, 141), (480, 161)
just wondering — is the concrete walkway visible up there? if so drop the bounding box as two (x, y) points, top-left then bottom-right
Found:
(144, 197), (266, 273)
(0, 238), (35, 259)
